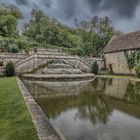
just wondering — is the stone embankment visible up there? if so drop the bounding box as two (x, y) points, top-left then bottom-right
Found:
(17, 77), (63, 140)
(0, 48), (104, 76)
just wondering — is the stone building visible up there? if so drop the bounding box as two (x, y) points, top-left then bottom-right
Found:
(104, 31), (140, 75)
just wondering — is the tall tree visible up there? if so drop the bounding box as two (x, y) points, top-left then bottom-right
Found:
(0, 4), (22, 37)
(75, 16), (116, 56)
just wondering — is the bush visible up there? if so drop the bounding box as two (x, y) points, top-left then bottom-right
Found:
(5, 61), (15, 77)
(92, 61), (99, 74)
(135, 65), (140, 78)
(10, 45), (20, 53)
(109, 64), (113, 74)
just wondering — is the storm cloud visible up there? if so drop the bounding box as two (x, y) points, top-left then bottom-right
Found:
(0, 0), (140, 32)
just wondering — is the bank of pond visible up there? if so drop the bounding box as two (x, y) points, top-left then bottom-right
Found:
(1, 76), (140, 140)
(24, 77), (140, 140)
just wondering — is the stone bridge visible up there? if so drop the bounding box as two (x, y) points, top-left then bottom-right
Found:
(0, 49), (104, 75)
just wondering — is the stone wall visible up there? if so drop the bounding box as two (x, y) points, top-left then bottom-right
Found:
(104, 51), (136, 75)
(82, 57), (104, 70)
(0, 49), (104, 74)
(16, 54), (92, 73)
(0, 53), (28, 66)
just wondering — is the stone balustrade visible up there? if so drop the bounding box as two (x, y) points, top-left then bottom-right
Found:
(0, 49), (104, 75)
(16, 54), (92, 73)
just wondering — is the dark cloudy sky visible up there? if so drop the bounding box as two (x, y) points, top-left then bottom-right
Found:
(1, 0), (140, 33)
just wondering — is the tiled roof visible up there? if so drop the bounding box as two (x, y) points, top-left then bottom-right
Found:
(104, 30), (140, 53)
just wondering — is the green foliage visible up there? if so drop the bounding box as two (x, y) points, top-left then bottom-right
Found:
(124, 50), (140, 69)
(23, 9), (82, 49)
(135, 65), (140, 78)
(0, 4), (22, 37)
(0, 37), (28, 53)
(0, 4), (22, 19)
(5, 61), (15, 76)
(0, 5), (118, 57)
(92, 62), (99, 74)
(75, 16), (117, 56)
(23, 10), (118, 56)
(10, 44), (20, 53)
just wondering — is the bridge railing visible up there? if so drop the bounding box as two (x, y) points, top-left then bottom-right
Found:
(15, 54), (92, 68)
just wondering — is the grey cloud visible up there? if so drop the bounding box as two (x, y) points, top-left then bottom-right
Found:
(15, 0), (28, 5)
(0, 0), (140, 32)
(101, 0), (140, 18)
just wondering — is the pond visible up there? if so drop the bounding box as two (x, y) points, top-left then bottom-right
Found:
(24, 78), (140, 140)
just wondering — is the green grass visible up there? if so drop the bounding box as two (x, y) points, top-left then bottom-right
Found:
(0, 77), (39, 140)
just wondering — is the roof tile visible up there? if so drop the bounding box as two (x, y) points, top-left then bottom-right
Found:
(104, 30), (140, 53)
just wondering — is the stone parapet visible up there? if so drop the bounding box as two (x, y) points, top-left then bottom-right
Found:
(0, 49), (104, 75)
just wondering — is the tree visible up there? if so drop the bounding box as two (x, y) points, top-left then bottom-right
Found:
(0, 4), (22, 37)
(24, 9), (81, 48)
(75, 16), (117, 56)
(24, 10), (119, 57)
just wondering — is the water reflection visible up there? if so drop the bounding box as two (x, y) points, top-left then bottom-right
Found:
(123, 82), (140, 104)
(24, 79), (112, 123)
(24, 78), (140, 140)
(75, 91), (112, 125)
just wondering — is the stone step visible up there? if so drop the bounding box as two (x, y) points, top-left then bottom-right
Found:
(48, 64), (73, 69)
(36, 68), (83, 74)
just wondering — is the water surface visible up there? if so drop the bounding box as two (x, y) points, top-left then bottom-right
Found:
(24, 78), (140, 140)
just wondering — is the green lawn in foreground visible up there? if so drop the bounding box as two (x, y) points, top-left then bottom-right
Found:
(0, 77), (39, 140)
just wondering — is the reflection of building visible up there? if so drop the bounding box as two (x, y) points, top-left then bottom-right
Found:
(24, 79), (112, 124)
(24, 78), (140, 121)
(104, 78), (129, 100)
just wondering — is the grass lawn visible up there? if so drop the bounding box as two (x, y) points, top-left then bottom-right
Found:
(0, 77), (39, 140)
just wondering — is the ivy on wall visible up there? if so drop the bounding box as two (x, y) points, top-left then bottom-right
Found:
(124, 49), (140, 69)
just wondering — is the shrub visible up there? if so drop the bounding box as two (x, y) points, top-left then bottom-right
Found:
(109, 64), (113, 74)
(5, 61), (15, 77)
(10, 45), (20, 53)
(135, 65), (140, 78)
(92, 61), (99, 74)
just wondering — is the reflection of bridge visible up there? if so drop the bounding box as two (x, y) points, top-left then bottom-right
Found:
(24, 80), (95, 97)
(24, 78), (140, 122)
(36, 90), (140, 122)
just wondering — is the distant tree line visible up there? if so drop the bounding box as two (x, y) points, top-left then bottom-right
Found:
(0, 4), (122, 56)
